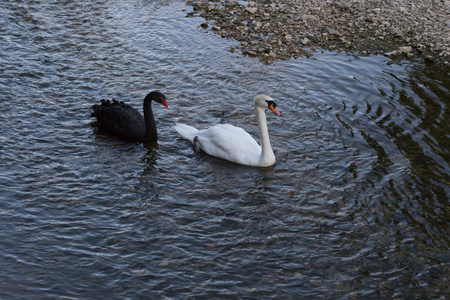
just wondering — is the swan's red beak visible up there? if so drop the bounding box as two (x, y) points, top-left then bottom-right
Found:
(269, 103), (280, 116)
(162, 99), (170, 109)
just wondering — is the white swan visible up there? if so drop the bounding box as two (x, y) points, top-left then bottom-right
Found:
(174, 94), (280, 167)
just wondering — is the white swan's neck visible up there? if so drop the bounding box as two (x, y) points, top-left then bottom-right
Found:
(255, 106), (275, 166)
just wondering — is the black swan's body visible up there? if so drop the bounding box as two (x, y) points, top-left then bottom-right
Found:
(91, 91), (169, 142)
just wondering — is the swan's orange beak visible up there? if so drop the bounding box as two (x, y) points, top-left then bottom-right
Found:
(162, 99), (170, 109)
(269, 103), (280, 116)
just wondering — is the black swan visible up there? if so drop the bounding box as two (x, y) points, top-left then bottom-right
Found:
(91, 91), (169, 142)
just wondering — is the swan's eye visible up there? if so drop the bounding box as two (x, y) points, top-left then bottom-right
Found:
(266, 100), (276, 108)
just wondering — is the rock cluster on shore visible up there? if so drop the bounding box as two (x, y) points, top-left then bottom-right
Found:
(186, 0), (449, 64)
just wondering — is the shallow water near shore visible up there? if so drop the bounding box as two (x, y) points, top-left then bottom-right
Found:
(0, 0), (448, 299)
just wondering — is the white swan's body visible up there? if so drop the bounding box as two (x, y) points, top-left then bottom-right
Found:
(174, 95), (280, 167)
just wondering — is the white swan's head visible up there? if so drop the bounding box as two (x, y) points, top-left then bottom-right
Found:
(254, 94), (280, 116)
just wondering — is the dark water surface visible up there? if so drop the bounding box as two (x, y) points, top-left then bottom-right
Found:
(1, 0), (449, 299)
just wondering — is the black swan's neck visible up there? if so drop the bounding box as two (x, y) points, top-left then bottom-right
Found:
(143, 99), (157, 141)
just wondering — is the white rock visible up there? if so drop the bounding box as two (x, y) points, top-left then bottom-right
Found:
(399, 46), (412, 53)
(301, 37), (310, 45)
(384, 50), (399, 57)
(246, 7), (257, 14)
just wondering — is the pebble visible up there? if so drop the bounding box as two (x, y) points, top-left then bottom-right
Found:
(328, 29), (339, 36)
(384, 50), (399, 58)
(301, 15), (317, 23)
(246, 7), (257, 14)
(399, 46), (412, 53)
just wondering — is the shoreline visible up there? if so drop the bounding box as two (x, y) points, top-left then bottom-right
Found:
(186, 0), (450, 65)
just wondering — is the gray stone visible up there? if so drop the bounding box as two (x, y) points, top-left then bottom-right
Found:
(301, 15), (317, 23)
(328, 29), (339, 35)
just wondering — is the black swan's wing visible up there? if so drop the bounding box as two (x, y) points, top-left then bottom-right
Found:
(92, 100), (145, 141)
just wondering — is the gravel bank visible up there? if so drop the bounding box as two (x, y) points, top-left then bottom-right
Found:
(186, 0), (450, 64)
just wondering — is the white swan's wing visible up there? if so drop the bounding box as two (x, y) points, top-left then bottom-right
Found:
(174, 123), (199, 143)
(197, 124), (261, 165)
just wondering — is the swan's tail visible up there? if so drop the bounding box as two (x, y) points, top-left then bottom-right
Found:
(174, 123), (198, 144)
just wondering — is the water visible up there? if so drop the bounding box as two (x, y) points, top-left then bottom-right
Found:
(0, 0), (449, 299)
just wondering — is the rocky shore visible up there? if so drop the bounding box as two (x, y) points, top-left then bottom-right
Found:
(186, 0), (450, 65)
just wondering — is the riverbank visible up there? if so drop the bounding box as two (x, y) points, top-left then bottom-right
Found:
(186, 0), (450, 65)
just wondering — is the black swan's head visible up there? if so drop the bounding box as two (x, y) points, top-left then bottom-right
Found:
(146, 91), (169, 109)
